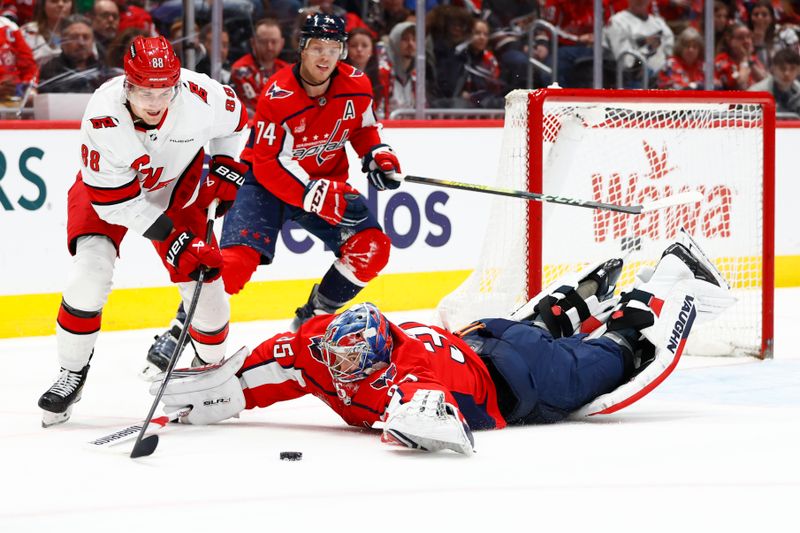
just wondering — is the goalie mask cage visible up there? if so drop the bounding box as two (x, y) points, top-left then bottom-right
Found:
(437, 88), (775, 359)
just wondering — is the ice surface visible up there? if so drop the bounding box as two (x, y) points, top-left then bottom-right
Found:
(1, 290), (799, 532)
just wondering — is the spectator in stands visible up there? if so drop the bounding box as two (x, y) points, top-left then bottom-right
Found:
(367, 0), (413, 38)
(715, 21), (767, 88)
(425, 5), (471, 108)
(116, 0), (155, 35)
(295, 0), (372, 46)
(460, 18), (504, 108)
(103, 26), (147, 71)
(169, 19), (200, 66)
(653, 0), (702, 35)
(748, 47), (800, 114)
(230, 18), (288, 116)
(91, 0), (119, 61)
(1, 0), (35, 26)
(346, 27), (389, 117)
(605, 0), (675, 88)
(21, 0), (74, 65)
(540, 0), (605, 87)
(0, 13), (38, 102)
(196, 23), (231, 83)
(481, 0), (541, 90)
(749, 0), (779, 67)
(714, 0), (733, 50)
(657, 26), (705, 89)
(386, 20), (416, 116)
(38, 14), (106, 93)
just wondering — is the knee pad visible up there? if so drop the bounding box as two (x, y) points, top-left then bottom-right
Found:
(62, 235), (117, 312)
(338, 228), (391, 283)
(221, 245), (261, 295)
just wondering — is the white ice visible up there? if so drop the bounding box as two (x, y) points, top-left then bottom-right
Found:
(2, 290), (799, 533)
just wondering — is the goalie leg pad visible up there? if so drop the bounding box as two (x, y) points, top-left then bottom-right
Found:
(150, 346), (249, 425)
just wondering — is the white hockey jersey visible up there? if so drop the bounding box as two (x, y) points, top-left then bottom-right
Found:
(78, 69), (248, 235)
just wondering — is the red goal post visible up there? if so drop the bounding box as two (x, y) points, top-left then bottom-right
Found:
(436, 88), (775, 359)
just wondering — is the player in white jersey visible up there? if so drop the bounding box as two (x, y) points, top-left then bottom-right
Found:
(37, 36), (249, 427)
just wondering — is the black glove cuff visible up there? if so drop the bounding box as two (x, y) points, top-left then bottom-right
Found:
(143, 213), (174, 241)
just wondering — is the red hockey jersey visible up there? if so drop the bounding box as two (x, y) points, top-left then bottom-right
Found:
(0, 16), (37, 87)
(249, 62), (382, 208)
(239, 316), (507, 431)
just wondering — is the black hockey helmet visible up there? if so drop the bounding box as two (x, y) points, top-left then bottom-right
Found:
(299, 13), (348, 59)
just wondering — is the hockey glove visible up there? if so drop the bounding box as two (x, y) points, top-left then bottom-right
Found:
(381, 389), (475, 455)
(196, 156), (249, 217)
(163, 229), (223, 282)
(361, 144), (401, 191)
(302, 179), (367, 226)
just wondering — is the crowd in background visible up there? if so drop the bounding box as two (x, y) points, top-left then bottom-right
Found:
(2, 0), (800, 118)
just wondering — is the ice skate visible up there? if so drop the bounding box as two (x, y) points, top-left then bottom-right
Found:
(38, 364), (90, 427)
(290, 284), (342, 331)
(141, 303), (193, 381)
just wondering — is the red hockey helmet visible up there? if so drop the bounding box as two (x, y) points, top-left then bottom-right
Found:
(124, 36), (181, 88)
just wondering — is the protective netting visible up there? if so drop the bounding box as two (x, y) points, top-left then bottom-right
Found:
(437, 89), (769, 357)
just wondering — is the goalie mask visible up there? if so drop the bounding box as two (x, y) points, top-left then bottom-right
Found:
(318, 303), (393, 383)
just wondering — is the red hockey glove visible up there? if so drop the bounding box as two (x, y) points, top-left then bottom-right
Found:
(163, 229), (223, 282)
(361, 144), (401, 191)
(196, 156), (249, 217)
(302, 179), (367, 226)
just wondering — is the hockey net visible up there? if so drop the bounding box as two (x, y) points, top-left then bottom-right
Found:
(436, 88), (775, 358)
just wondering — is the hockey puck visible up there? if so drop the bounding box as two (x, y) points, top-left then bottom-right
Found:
(279, 451), (302, 461)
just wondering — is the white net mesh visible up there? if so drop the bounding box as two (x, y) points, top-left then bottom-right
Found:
(437, 89), (769, 357)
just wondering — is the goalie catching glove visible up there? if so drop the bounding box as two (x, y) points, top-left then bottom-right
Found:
(361, 144), (401, 191)
(381, 389), (475, 455)
(303, 179), (368, 226)
(196, 156), (249, 217)
(150, 347), (248, 425)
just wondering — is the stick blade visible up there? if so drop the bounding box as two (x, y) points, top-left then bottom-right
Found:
(130, 435), (159, 459)
(640, 191), (703, 213)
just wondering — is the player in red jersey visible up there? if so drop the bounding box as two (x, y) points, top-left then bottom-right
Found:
(146, 13), (403, 373)
(150, 239), (734, 455)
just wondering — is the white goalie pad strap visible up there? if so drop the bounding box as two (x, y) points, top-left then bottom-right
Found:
(574, 283), (699, 417)
(150, 346), (249, 425)
(381, 389), (474, 455)
(507, 258), (609, 322)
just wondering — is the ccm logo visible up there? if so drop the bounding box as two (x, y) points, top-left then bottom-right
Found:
(166, 231), (192, 267)
(309, 180), (328, 212)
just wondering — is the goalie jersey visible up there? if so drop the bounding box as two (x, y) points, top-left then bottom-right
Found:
(248, 62), (383, 208)
(77, 69), (248, 236)
(239, 316), (507, 431)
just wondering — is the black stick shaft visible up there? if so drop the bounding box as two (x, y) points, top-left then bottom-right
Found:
(130, 201), (217, 458)
(402, 175), (643, 214)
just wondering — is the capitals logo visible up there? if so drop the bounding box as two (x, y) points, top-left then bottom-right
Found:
(266, 81), (293, 100)
(370, 363), (397, 390)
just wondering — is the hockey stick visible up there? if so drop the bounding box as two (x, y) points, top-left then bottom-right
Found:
(129, 200), (218, 459)
(88, 407), (191, 449)
(398, 174), (702, 214)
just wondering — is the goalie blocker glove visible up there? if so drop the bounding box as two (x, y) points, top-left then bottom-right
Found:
(196, 156), (249, 217)
(163, 229), (223, 282)
(382, 389), (475, 455)
(361, 144), (401, 191)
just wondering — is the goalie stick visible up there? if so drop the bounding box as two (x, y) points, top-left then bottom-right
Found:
(129, 200), (217, 459)
(397, 174), (702, 214)
(88, 407), (191, 449)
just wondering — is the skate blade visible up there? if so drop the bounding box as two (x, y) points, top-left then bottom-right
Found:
(42, 406), (73, 428)
(139, 362), (166, 382)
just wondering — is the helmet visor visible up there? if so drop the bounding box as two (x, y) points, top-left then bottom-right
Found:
(125, 80), (180, 109)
